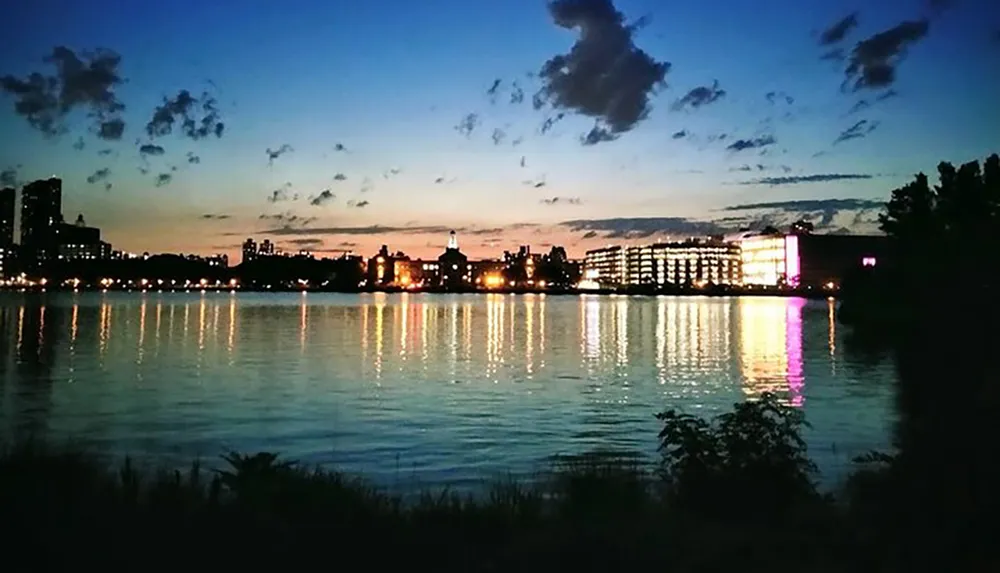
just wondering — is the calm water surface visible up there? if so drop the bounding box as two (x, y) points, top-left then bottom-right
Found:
(0, 292), (896, 489)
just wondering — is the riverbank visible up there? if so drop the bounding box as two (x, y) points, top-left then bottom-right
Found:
(0, 284), (840, 299)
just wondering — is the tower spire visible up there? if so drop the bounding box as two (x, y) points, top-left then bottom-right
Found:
(447, 230), (458, 250)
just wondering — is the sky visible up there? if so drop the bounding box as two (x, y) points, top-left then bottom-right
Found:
(1, 0), (998, 261)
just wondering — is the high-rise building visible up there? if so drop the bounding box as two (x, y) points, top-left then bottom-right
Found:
(242, 238), (257, 264)
(20, 177), (63, 266)
(259, 239), (274, 256)
(55, 213), (112, 261)
(0, 187), (14, 245)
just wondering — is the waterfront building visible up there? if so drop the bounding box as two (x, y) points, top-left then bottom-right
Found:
(583, 245), (626, 287)
(55, 214), (112, 261)
(20, 177), (62, 267)
(739, 231), (888, 288)
(242, 238), (257, 264)
(438, 230), (471, 288)
(650, 240), (742, 287)
(0, 187), (14, 245)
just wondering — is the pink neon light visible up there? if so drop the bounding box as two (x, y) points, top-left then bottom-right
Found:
(785, 298), (805, 407)
(862, 256), (876, 267)
(784, 235), (800, 287)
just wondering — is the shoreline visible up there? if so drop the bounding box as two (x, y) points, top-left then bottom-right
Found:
(0, 286), (838, 299)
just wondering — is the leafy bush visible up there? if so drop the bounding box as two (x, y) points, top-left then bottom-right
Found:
(656, 392), (819, 521)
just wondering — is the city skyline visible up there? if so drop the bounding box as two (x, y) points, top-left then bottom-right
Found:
(1, 0), (998, 261)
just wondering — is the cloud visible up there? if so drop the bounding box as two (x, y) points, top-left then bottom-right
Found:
(186, 152), (201, 164)
(104, 182), (112, 191)
(333, 142), (348, 152)
(737, 173), (875, 186)
(726, 134), (776, 152)
(258, 212), (317, 229)
(266, 144), (293, 166)
(201, 213), (230, 220)
(72, 136), (85, 151)
(85, 167), (110, 184)
(98, 118), (125, 140)
(671, 129), (688, 139)
(541, 196), (582, 205)
(1, 166), (20, 187)
(671, 80), (726, 111)
(581, 230), (599, 239)
(267, 182), (294, 203)
(534, 0), (670, 143)
(720, 198), (885, 228)
(486, 78), (502, 104)
(332, 173), (347, 181)
(97, 148), (114, 156)
(819, 12), (859, 46)
(562, 217), (722, 239)
(360, 177), (374, 193)
(833, 119), (879, 144)
(354, 200), (370, 208)
(139, 143), (165, 157)
(0, 46), (126, 139)
(455, 112), (480, 137)
(382, 167), (402, 179)
(146, 89), (225, 140)
(844, 20), (930, 90)
(764, 91), (795, 105)
(309, 189), (335, 207)
(491, 127), (506, 145)
(288, 238), (324, 247)
(154, 173), (172, 187)
(509, 81), (525, 104)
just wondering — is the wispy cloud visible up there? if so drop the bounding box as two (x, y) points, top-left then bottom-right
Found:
(737, 173), (875, 186)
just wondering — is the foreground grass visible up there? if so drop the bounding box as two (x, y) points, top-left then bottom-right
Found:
(0, 395), (910, 571)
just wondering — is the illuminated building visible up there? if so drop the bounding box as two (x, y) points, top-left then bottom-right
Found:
(438, 230), (471, 288)
(367, 244), (404, 287)
(0, 244), (12, 278)
(55, 214), (112, 261)
(740, 231), (889, 288)
(241, 238), (257, 263)
(650, 240), (741, 286)
(584, 246), (626, 287)
(472, 260), (506, 288)
(20, 177), (62, 267)
(259, 239), (274, 256)
(0, 186), (14, 245)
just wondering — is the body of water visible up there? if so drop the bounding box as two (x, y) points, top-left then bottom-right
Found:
(0, 292), (896, 489)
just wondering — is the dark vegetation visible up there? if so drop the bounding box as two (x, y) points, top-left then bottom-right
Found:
(4, 154), (999, 570)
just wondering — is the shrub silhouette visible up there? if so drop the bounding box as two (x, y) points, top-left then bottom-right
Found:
(656, 392), (819, 521)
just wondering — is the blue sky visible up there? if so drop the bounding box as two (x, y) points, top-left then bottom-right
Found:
(1, 0), (998, 259)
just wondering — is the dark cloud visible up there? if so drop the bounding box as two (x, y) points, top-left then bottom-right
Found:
(0, 46), (126, 139)
(139, 143), (165, 157)
(729, 164), (753, 172)
(539, 113), (565, 135)
(491, 127), (507, 145)
(581, 230), (599, 239)
(354, 200), (370, 208)
(671, 129), (688, 140)
(201, 213), (230, 220)
(671, 80), (726, 111)
(258, 212), (317, 229)
(1, 167), (20, 187)
(509, 81), (525, 104)
(104, 182), (112, 191)
(333, 173), (347, 181)
(186, 151), (201, 164)
(562, 217), (722, 239)
(146, 89), (225, 140)
(511, 136), (524, 147)
(534, 0), (670, 143)
(581, 124), (617, 145)
(154, 173), (172, 187)
(262, 224), (452, 237)
(821, 48), (846, 62)
(309, 189), (335, 207)
(486, 78), (502, 104)
(764, 91), (795, 105)
(520, 156), (527, 168)
(267, 182), (294, 203)
(382, 167), (402, 179)
(266, 144), (293, 166)
(876, 89), (898, 102)
(541, 196), (582, 205)
(72, 136), (85, 151)
(820, 12), (859, 46)
(455, 112), (480, 137)
(726, 134), (776, 152)
(339, 241), (358, 248)
(85, 167), (110, 184)
(844, 20), (930, 91)
(289, 238), (324, 247)
(98, 117), (125, 140)
(97, 147), (114, 156)
(737, 173), (875, 186)
(333, 143), (348, 153)
(847, 99), (870, 114)
(833, 119), (879, 144)
(721, 198), (885, 228)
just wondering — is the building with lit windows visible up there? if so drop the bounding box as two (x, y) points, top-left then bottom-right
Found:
(0, 244), (13, 278)
(739, 231), (889, 288)
(55, 214), (112, 261)
(583, 246), (626, 287)
(438, 230), (471, 288)
(0, 187), (14, 246)
(20, 177), (63, 267)
(242, 238), (257, 263)
(650, 240), (741, 286)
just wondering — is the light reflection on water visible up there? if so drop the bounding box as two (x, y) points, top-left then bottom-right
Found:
(0, 292), (896, 490)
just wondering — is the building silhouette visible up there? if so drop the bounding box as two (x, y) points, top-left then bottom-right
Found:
(0, 186), (14, 245)
(242, 238), (257, 264)
(55, 214), (111, 261)
(20, 177), (62, 268)
(437, 230), (470, 288)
